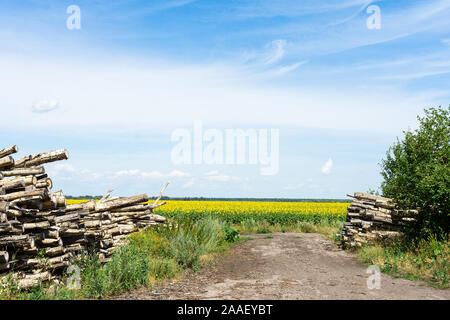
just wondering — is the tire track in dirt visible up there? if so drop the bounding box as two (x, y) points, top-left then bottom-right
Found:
(114, 233), (450, 300)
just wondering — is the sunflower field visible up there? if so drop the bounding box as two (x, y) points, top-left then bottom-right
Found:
(154, 200), (349, 225)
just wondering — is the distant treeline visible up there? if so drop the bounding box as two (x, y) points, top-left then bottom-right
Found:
(66, 195), (351, 203)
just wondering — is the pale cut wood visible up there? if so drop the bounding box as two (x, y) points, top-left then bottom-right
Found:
(13, 155), (31, 167)
(95, 193), (149, 212)
(17, 271), (51, 289)
(15, 149), (69, 168)
(0, 235), (34, 247)
(0, 156), (14, 169)
(65, 200), (96, 212)
(0, 167), (45, 177)
(0, 188), (47, 202)
(0, 145), (18, 159)
(36, 178), (52, 189)
(0, 175), (37, 188)
(0, 201), (8, 212)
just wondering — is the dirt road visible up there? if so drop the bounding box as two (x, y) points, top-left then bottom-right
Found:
(115, 233), (449, 300)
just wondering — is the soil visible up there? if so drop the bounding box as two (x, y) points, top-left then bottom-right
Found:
(113, 232), (450, 300)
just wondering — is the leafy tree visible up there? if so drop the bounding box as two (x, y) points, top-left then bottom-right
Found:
(380, 106), (449, 240)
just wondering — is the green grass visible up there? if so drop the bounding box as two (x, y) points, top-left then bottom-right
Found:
(357, 235), (449, 289)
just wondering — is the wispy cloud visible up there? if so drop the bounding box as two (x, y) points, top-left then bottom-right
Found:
(321, 158), (333, 174)
(204, 171), (241, 182)
(263, 39), (286, 65)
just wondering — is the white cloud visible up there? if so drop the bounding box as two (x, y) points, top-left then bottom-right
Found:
(269, 60), (308, 77)
(168, 170), (191, 178)
(321, 158), (333, 174)
(263, 39), (286, 65)
(32, 99), (60, 113)
(204, 171), (241, 182)
(116, 169), (140, 177)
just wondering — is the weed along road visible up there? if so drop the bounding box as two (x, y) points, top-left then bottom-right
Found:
(114, 233), (450, 300)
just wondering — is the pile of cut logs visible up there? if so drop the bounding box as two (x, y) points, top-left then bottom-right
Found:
(0, 145), (168, 289)
(341, 192), (417, 248)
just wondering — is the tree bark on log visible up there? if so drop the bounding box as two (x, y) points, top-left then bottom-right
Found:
(0, 167), (45, 177)
(0, 145), (18, 159)
(0, 189), (47, 202)
(95, 193), (149, 212)
(0, 175), (36, 188)
(0, 156), (14, 169)
(15, 150), (69, 168)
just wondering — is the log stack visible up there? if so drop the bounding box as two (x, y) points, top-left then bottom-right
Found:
(0, 145), (168, 288)
(341, 192), (417, 248)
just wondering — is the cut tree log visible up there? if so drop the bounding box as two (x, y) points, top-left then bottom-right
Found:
(0, 167), (45, 177)
(95, 193), (149, 212)
(0, 175), (37, 188)
(15, 149), (69, 168)
(0, 145), (18, 159)
(0, 188), (47, 202)
(0, 156), (14, 169)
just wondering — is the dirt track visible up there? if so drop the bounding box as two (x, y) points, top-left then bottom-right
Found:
(114, 233), (450, 300)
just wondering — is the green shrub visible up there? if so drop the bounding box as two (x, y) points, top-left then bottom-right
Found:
(380, 106), (449, 240)
(223, 225), (240, 243)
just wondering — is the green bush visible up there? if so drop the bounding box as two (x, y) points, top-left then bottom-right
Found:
(380, 106), (449, 240)
(223, 225), (240, 243)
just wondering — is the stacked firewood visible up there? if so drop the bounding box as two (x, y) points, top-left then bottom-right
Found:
(341, 192), (417, 248)
(0, 145), (168, 288)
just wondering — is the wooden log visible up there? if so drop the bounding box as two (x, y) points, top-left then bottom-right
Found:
(0, 167), (45, 177)
(0, 188), (47, 202)
(54, 212), (80, 224)
(95, 193), (149, 212)
(17, 271), (51, 289)
(44, 246), (64, 257)
(2, 179), (25, 191)
(36, 178), (52, 189)
(0, 201), (8, 212)
(23, 221), (51, 230)
(50, 190), (66, 207)
(353, 192), (392, 203)
(65, 200), (96, 212)
(149, 214), (166, 222)
(0, 145), (18, 159)
(39, 238), (62, 247)
(13, 155), (32, 168)
(0, 175), (36, 188)
(15, 149), (69, 168)
(0, 221), (24, 234)
(0, 156), (14, 169)
(0, 235), (34, 248)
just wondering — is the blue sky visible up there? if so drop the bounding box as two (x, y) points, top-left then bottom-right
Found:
(1, 0), (449, 198)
